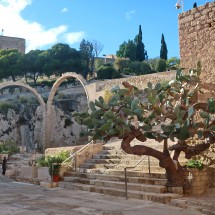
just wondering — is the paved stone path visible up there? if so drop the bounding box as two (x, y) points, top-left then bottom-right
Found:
(0, 180), (205, 215)
(0, 175), (14, 183)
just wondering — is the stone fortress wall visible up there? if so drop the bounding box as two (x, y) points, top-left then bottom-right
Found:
(0, 35), (25, 53)
(178, 2), (215, 88)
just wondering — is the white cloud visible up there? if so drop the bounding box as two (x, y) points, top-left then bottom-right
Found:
(126, 10), (135, 20)
(0, 0), (84, 52)
(61, 7), (68, 13)
(64, 31), (85, 44)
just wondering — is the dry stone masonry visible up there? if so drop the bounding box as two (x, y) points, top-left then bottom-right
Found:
(179, 2), (215, 93)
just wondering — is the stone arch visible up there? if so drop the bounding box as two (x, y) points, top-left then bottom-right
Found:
(0, 82), (47, 150)
(46, 72), (89, 148)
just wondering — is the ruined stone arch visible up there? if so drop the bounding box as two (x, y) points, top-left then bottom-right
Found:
(46, 72), (89, 148)
(0, 82), (47, 150)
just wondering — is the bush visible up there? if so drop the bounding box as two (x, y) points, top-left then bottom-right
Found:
(36, 151), (70, 176)
(35, 155), (48, 167)
(97, 64), (122, 80)
(156, 59), (167, 72)
(0, 140), (20, 155)
(0, 101), (16, 114)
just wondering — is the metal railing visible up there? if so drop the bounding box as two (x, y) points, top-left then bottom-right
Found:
(62, 140), (94, 171)
(124, 143), (160, 199)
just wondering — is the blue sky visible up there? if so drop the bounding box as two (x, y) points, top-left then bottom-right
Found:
(0, 0), (213, 58)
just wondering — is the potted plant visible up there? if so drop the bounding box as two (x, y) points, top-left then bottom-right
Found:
(46, 151), (70, 182)
(187, 159), (204, 170)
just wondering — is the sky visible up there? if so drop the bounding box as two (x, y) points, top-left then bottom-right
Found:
(0, 0), (214, 59)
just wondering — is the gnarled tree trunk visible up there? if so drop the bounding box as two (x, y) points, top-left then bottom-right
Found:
(121, 130), (186, 187)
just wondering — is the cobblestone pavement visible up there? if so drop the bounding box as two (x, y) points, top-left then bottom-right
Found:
(0, 179), (206, 215)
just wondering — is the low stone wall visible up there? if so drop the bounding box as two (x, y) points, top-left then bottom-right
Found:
(95, 71), (176, 92)
(20, 166), (38, 178)
(45, 142), (103, 169)
(45, 145), (83, 156)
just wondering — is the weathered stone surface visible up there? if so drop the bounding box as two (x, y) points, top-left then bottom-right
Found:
(179, 2), (215, 99)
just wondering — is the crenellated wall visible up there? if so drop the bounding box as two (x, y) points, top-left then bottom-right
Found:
(179, 2), (215, 88)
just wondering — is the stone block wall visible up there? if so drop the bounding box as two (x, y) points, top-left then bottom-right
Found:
(188, 168), (208, 195)
(95, 71), (176, 92)
(179, 2), (215, 88)
(0, 35), (25, 53)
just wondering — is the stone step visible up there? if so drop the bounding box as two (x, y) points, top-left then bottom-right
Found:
(170, 199), (215, 215)
(63, 177), (166, 193)
(93, 154), (141, 160)
(64, 172), (167, 186)
(86, 159), (121, 164)
(77, 164), (166, 174)
(58, 181), (181, 204)
(92, 154), (187, 165)
(74, 168), (166, 179)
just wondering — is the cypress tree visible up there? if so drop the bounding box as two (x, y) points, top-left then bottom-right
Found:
(160, 33), (168, 60)
(136, 25), (146, 62)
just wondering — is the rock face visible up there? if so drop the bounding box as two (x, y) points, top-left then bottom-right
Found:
(0, 91), (87, 152)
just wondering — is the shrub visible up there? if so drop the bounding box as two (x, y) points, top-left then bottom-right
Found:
(0, 101), (16, 113)
(156, 59), (167, 72)
(0, 140), (20, 155)
(35, 155), (48, 167)
(36, 151), (70, 176)
(18, 96), (28, 104)
(97, 64), (121, 79)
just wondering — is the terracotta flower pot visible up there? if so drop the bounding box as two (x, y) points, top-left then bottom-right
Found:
(53, 175), (60, 182)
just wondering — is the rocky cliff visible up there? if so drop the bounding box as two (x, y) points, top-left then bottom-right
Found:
(0, 89), (88, 152)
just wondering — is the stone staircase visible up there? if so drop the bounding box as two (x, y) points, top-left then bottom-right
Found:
(59, 140), (186, 203)
(169, 188), (215, 215)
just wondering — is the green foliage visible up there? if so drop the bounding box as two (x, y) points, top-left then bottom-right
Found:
(160, 34), (168, 60)
(79, 39), (94, 79)
(36, 151), (70, 176)
(156, 59), (166, 72)
(166, 57), (180, 70)
(73, 61), (215, 150)
(18, 96), (28, 104)
(187, 159), (203, 170)
(116, 25), (147, 62)
(0, 49), (23, 81)
(97, 64), (122, 80)
(0, 101), (16, 114)
(35, 155), (48, 167)
(114, 58), (129, 72)
(0, 140), (20, 155)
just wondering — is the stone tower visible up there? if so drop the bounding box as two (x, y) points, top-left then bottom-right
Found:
(0, 35), (25, 53)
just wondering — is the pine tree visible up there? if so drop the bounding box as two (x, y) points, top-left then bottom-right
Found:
(160, 33), (168, 60)
(136, 25), (146, 62)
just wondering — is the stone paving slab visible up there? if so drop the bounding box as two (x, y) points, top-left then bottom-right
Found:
(0, 175), (15, 183)
(0, 181), (206, 215)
